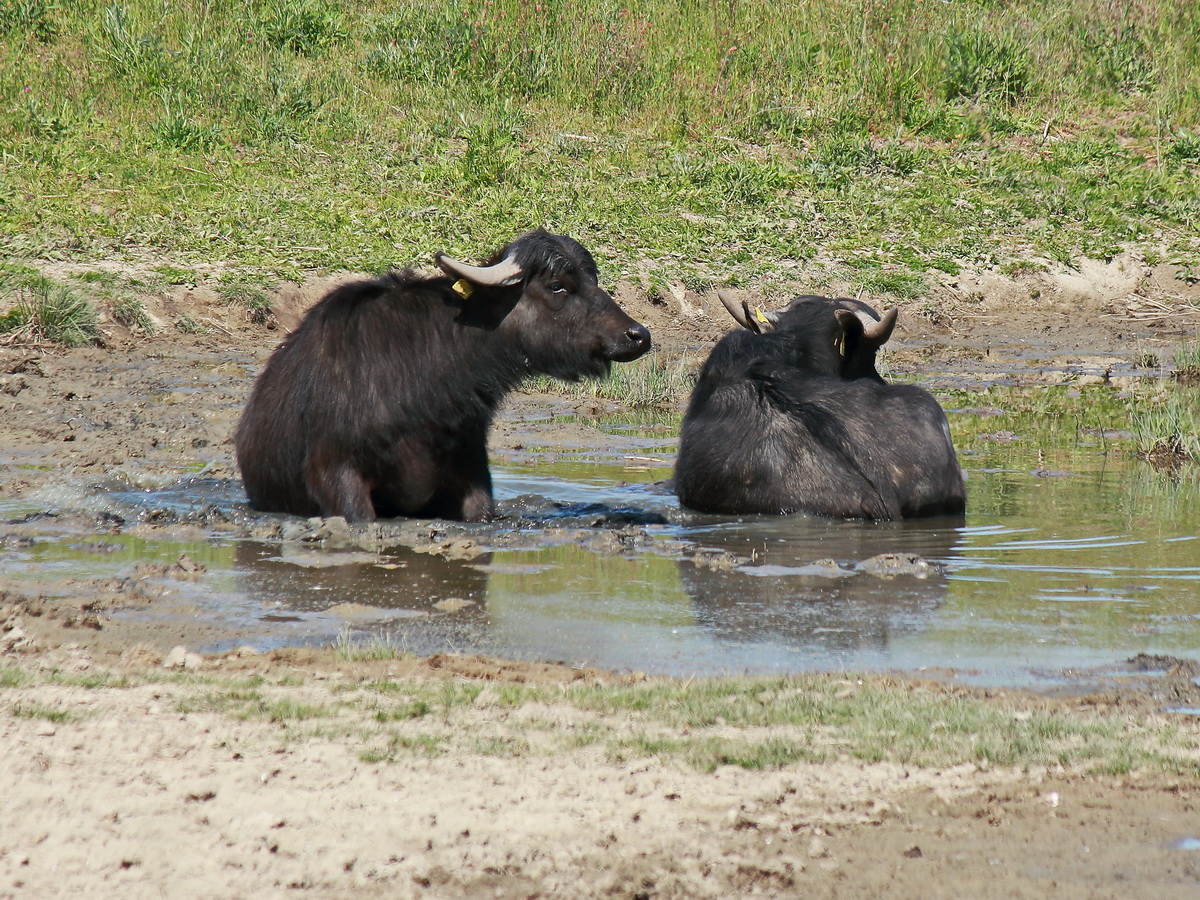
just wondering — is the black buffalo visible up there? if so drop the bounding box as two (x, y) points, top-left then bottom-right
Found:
(235, 230), (651, 523)
(674, 291), (965, 520)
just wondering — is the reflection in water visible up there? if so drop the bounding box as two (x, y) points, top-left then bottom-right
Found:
(232, 542), (493, 655)
(678, 515), (961, 661)
(234, 542), (491, 615)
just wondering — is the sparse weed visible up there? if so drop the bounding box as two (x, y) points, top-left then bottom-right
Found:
(174, 314), (204, 334)
(360, 733), (446, 762)
(107, 294), (155, 332)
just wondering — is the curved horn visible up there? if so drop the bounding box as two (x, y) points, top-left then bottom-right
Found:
(717, 290), (753, 329)
(716, 290), (778, 334)
(435, 251), (524, 287)
(836, 306), (898, 346)
(862, 306), (898, 345)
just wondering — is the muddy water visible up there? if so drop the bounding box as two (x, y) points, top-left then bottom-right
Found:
(2, 400), (1198, 687)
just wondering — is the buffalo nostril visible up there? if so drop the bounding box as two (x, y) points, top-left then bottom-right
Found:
(626, 324), (651, 350)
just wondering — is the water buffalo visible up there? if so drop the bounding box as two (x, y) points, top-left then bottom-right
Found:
(674, 292), (965, 520)
(235, 230), (651, 522)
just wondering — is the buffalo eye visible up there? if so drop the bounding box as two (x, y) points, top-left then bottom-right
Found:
(547, 280), (568, 295)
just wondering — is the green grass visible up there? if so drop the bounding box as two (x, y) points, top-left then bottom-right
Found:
(10, 701), (75, 723)
(525, 352), (696, 407)
(1128, 382), (1200, 461)
(0, 0), (1196, 314)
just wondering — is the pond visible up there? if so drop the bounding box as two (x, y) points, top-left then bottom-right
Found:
(2, 379), (1197, 690)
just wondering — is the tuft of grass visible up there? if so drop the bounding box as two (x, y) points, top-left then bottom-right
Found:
(0, 666), (30, 688)
(152, 265), (199, 287)
(107, 294), (155, 332)
(359, 733), (446, 763)
(1174, 341), (1200, 384)
(216, 274), (273, 325)
(526, 352), (696, 408)
(257, 698), (332, 723)
(11, 702), (75, 723)
(153, 98), (221, 151)
(259, 0), (347, 55)
(470, 734), (532, 757)
(850, 265), (927, 300)
(0, 0), (58, 42)
(0, 279), (99, 346)
(373, 699), (431, 722)
(1128, 383), (1200, 463)
(943, 27), (1030, 104)
(333, 630), (411, 662)
(1166, 129), (1200, 164)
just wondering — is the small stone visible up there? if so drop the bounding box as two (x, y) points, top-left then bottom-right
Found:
(162, 646), (189, 669)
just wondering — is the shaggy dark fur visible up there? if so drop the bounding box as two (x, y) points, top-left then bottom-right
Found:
(675, 296), (965, 520)
(235, 231), (651, 522)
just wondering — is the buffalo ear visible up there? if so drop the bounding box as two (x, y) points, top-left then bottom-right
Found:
(834, 306), (898, 375)
(716, 290), (778, 334)
(833, 308), (865, 362)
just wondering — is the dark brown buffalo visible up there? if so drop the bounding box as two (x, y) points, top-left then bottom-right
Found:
(235, 230), (651, 522)
(674, 292), (965, 520)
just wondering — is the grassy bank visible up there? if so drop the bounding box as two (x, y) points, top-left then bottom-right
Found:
(3, 657), (1199, 776)
(2, 0), (1198, 292)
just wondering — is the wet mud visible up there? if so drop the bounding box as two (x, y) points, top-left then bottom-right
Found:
(2, 294), (1198, 697)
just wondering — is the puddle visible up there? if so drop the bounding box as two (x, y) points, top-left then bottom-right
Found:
(2, 390), (1199, 687)
(1174, 838), (1200, 851)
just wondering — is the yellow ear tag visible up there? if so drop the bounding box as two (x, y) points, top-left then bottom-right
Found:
(754, 306), (770, 324)
(451, 279), (473, 299)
